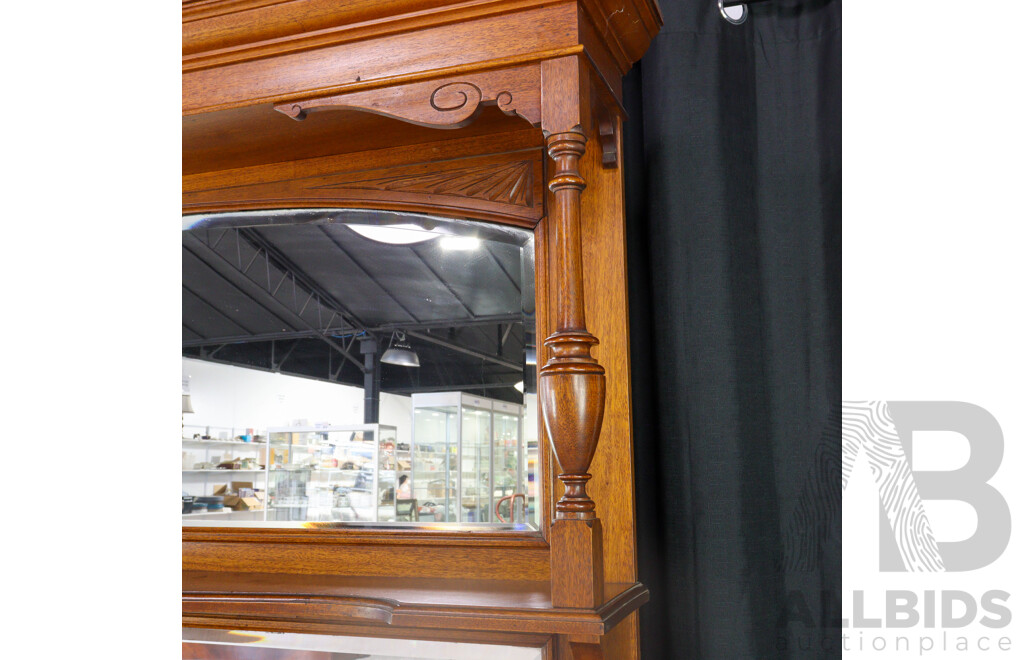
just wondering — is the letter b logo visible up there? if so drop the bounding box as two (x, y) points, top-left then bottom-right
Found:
(843, 401), (1011, 572)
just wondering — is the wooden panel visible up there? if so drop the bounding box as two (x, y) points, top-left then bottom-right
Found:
(599, 611), (638, 660)
(183, 103), (536, 175)
(183, 526), (549, 547)
(184, 144), (545, 223)
(579, 114), (637, 585)
(578, 114), (639, 659)
(184, 541), (551, 581)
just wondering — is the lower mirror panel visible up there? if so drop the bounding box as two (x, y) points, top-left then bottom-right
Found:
(182, 628), (545, 659)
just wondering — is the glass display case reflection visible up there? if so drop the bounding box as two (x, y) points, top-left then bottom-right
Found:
(411, 392), (531, 525)
(266, 424), (397, 523)
(181, 424), (267, 512)
(493, 402), (526, 520)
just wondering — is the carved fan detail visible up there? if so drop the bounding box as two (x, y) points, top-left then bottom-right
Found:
(311, 161), (533, 207)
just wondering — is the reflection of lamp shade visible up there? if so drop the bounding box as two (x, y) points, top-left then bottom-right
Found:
(513, 381), (524, 393)
(380, 332), (420, 367)
(182, 394), (195, 414)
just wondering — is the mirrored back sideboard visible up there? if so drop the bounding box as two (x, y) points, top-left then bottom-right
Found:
(182, 2), (663, 658)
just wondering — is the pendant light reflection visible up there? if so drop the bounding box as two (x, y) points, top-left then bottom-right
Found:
(380, 331), (420, 367)
(346, 224), (480, 251)
(347, 224), (436, 245)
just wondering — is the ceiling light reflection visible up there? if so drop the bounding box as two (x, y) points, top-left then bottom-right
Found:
(348, 224), (437, 245)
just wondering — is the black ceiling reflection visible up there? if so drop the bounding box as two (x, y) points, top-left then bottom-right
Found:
(182, 211), (534, 404)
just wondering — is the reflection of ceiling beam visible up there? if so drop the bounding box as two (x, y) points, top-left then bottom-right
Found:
(273, 340), (300, 372)
(410, 247), (477, 320)
(386, 380), (521, 394)
(182, 327), (356, 348)
(238, 228), (369, 332)
(182, 284), (257, 336)
(181, 352), (363, 388)
(371, 314), (521, 332)
(183, 316), (524, 349)
(183, 235), (366, 374)
(182, 320), (206, 340)
(483, 244), (521, 294)
(404, 329), (521, 371)
(317, 225), (422, 323)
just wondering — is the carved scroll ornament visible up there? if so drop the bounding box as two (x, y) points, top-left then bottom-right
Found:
(275, 66), (542, 129)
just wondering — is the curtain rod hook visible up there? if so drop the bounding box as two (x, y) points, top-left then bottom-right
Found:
(719, 0), (748, 25)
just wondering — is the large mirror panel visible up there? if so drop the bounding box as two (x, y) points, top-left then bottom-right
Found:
(181, 210), (539, 529)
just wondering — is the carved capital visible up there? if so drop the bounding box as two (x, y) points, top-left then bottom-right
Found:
(275, 66), (541, 129)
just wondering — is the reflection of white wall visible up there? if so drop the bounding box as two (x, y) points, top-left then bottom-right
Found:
(182, 357), (411, 445)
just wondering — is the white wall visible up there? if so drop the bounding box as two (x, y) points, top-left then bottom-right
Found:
(182, 357), (412, 445)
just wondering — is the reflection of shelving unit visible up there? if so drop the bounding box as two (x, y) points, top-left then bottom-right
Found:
(411, 393), (525, 524)
(181, 425), (267, 499)
(265, 424), (398, 523)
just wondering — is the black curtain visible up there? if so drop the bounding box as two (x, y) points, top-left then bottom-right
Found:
(623, 1), (841, 658)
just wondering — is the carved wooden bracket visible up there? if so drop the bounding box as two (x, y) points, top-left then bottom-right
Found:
(598, 116), (618, 168)
(275, 66), (542, 129)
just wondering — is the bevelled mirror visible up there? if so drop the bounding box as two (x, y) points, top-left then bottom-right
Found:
(181, 209), (540, 529)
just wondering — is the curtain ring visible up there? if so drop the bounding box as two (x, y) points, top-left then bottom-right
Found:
(718, 0), (748, 25)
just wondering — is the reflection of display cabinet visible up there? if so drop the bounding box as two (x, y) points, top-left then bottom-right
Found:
(181, 424), (267, 507)
(266, 424), (398, 522)
(411, 392), (525, 524)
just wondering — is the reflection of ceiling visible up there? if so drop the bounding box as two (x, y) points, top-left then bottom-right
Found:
(181, 220), (532, 403)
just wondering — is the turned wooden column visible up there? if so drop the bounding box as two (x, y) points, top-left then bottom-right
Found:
(540, 130), (606, 521)
(539, 121), (607, 609)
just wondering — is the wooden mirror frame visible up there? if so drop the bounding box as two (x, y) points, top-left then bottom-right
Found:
(182, 2), (663, 658)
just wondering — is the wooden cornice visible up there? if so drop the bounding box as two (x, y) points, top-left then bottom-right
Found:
(184, 0), (663, 61)
(182, 0), (663, 80)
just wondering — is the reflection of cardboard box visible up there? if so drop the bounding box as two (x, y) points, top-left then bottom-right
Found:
(212, 483), (264, 510)
(234, 497), (263, 511)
